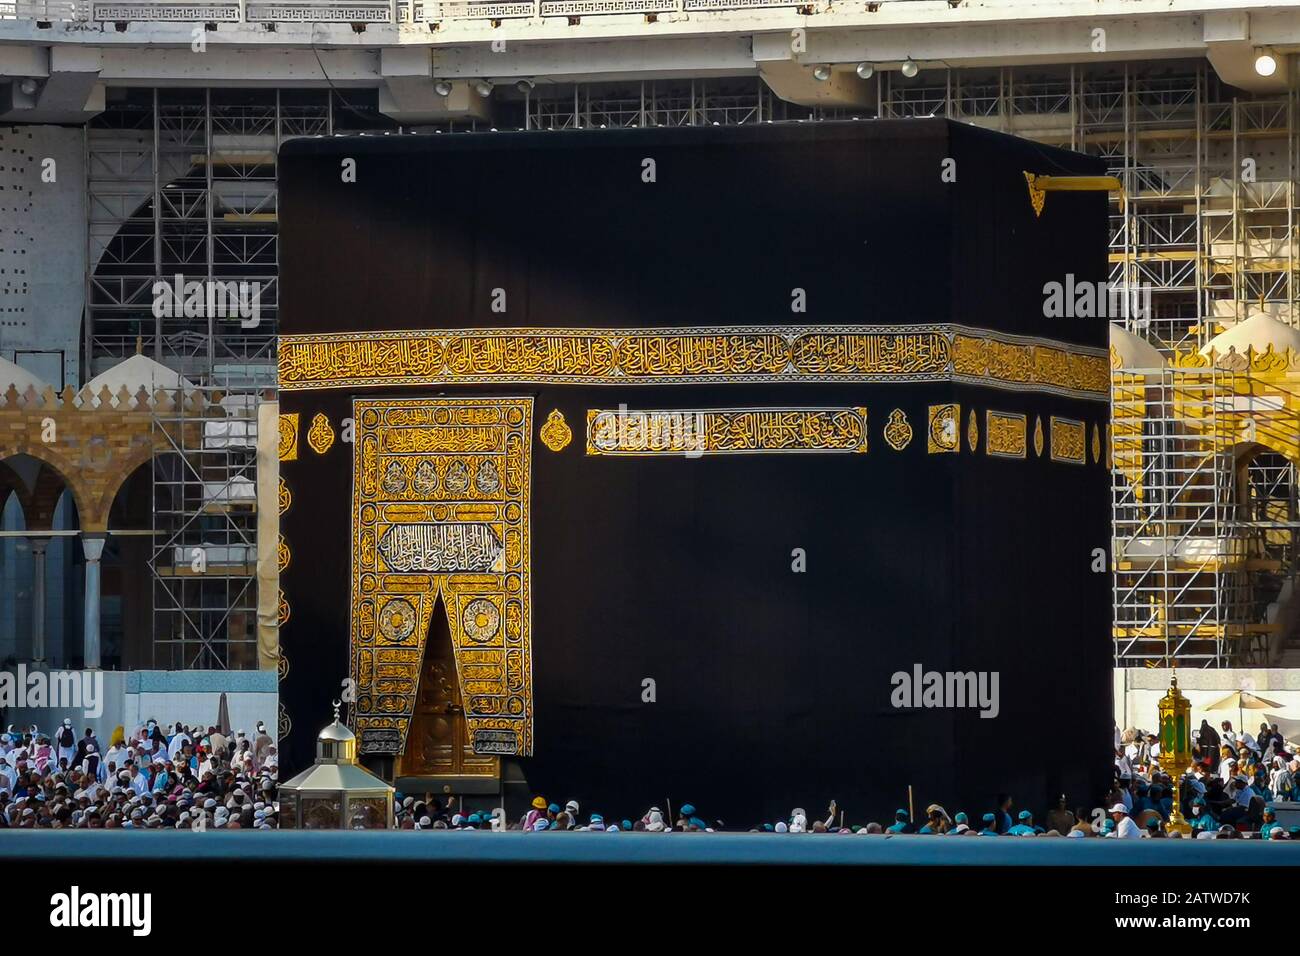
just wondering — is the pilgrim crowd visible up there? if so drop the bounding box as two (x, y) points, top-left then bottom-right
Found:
(390, 718), (1300, 838)
(0, 718), (279, 829)
(4, 712), (1298, 838)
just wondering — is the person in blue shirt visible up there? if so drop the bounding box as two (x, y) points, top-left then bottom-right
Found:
(979, 812), (1000, 836)
(1132, 784), (1151, 817)
(676, 803), (708, 831)
(1147, 784), (1172, 820)
(1260, 806), (1284, 839)
(1007, 810), (1043, 835)
(1189, 795), (1217, 833)
(886, 809), (914, 833)
(995, 794), (1014, 833)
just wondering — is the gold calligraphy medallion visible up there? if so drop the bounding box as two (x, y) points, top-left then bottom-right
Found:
(539, 409), (572, 452)
(884, 409), (913, 451)
(307, 412), (336, 455)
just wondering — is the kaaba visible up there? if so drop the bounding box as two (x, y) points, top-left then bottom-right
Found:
(275, 118), (1113, 826)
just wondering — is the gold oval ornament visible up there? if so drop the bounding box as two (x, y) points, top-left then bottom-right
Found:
(966, 409), (979, 453)
(307, 412), (335, 455)
(1091, 423), (1101, 464)
(1033, 416), (1045, 457)
(884, 408), (913, 451)
(540, 408), (572, 452)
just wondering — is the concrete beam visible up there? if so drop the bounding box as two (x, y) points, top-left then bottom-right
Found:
(802, 15), (1207, 69)
(0, 1), (1293, 96)
(0, 45), (104, 122)
(95, 47), (380, 86)
(426, 35), (755, 83)
(1204, 10), (1290, 93)
(378, 48), (491, 123)
(753, 32), (872, 109)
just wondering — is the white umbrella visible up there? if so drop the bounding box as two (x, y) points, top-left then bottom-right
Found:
(1204, 691), (1284, 738)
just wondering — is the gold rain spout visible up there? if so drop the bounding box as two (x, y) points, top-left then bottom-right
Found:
(1024, 172), (1123, 218)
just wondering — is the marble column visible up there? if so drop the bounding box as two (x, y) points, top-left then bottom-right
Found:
(29, 536), (48, 665)
(82, 534), (106, 670)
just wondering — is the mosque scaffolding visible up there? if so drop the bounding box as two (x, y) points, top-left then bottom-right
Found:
(148, 384), (263, 670)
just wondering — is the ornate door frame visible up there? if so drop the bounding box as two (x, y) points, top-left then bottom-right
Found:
(349, 397), (534, 761)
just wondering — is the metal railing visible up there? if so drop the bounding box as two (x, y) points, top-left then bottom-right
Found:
(0, 0), (84, 19)
(1, 0), (839, 23)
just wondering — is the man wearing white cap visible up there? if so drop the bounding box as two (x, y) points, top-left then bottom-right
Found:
(253, 722), (273, 770)
(56, 719), (76, 769)
(1108, 803), (1143, 839)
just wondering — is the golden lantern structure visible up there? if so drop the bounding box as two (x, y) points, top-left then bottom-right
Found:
(278, 702), (394, 830)
(1157, 675), (1193, 834)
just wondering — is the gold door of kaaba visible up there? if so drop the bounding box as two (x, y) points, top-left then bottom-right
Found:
(399, 598), (500, 778)
(350, 397), (534, 780)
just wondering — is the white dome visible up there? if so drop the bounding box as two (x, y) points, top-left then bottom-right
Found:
(1201, 313), (1300, 358)
(0, 356), (50, 396)
(1109, 324), (1166, 369)
(83, 354), (193, 399)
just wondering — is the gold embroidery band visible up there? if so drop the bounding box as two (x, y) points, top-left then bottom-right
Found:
(586, 407), (869, 456)
(278, 325), (1107, 401)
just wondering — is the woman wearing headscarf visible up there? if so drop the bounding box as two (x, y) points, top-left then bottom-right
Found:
(1268, 755), (1293, 801)
(148, 721), (167, 757)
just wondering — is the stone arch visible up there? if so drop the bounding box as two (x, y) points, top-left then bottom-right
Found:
(105, 455), (156, 530)
(1230, 435), (1298, 470)
(90, 440), (175, 532)
(0, 449), (89, 533)
(0, 459), (29, 521)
